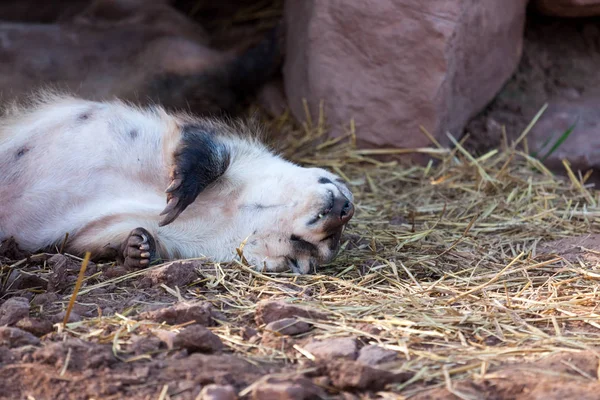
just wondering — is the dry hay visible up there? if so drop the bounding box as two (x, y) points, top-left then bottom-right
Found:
(2, 105), (600, 398)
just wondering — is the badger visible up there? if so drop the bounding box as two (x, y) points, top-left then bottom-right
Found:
(0, 93), (355, 274)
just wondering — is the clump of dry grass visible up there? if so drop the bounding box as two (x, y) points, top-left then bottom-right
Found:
(3, 104), (600, 397)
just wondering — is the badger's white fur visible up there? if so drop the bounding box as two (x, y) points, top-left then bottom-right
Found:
(0, 93), (355, 274)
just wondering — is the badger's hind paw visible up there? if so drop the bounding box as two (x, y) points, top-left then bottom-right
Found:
(120, 227), (157, 269)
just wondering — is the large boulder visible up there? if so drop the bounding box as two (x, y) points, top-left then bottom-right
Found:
(534, 0), (600, 17)
(283, 0), (528, 153)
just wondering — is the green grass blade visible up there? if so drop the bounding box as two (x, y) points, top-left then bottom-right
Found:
(540, 118), (578, 162)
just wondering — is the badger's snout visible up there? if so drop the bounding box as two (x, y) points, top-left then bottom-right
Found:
(335, 196), (354, 224)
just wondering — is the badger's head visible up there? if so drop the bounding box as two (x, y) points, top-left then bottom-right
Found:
(161, 121), (355, 274)
(234, 163), (355, 274)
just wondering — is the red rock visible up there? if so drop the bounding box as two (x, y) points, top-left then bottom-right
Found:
(357, 345), (398, 366)
(138, 301), (214, 326)
(173, 324), (223, 354)
(0, 297), (29, 326)
(255, 300), (329, 325)
(142, 260), (198, 287)
(534, 0), (600, 17)
(528, 100), (600, 173)
(198, 384), (238, 400)
(250, 377), (325, 400)
(265, 318), (312, 336)
(283, 0), (527, 155)
(15, 318), (53, 337)
(327, 360), (409, 391)
(0, 327), (40, 348)
(303, 337), (357, 360)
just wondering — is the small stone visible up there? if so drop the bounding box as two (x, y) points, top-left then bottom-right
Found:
(130, 335), (164, 355)
(46, 254), (71, 292)
(15, 317), (53, 337)
(139, 301), (213, 326)
(327, 360), (410, 391)
(50, 311), (81, 324)
(198, 384), (237, 400)
(173, 324), (223, 354)
(303, 337), (357, 361)
(31, 292), (59, 306)
(241, 326), (258, 341)
(265, 318), (311, 336)
(142, 260), (198, 287)
(0, 327), (40, 348)
(0, 297), (29, 326)
(5, 270), (47, 291)
(255, 300), (329, 325)
(357, 345), (398, 365)
(153, 329), (177, 350)
(250, 377), (325, 400)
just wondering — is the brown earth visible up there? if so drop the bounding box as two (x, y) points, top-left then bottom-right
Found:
(1, 235), (600, 400)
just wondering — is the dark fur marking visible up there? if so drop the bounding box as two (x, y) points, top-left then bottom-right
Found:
(15, 147), (29, 158)
(129, 129), (138, 139)
(290, 234), (319, 257)
(159, 124), (231, 226)
(147, 24), (283, 117)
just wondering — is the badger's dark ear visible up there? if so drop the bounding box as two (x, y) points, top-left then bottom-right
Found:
(159, 124), (231, 226)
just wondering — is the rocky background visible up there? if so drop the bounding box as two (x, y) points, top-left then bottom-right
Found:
(1, 0), (600, 175)
(283, 0), (600, 178)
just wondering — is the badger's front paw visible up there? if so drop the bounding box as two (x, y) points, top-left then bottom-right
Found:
(119, 227), (157, 269)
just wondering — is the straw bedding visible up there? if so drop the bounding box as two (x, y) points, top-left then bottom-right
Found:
(2, 105), (600, 399)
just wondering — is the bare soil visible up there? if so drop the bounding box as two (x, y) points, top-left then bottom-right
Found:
(1, 234), (600, 400)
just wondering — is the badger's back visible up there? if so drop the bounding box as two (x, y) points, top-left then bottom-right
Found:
(0, 93), (171, 251)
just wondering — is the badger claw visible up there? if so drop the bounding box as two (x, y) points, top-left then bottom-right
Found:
(119, 227), (156, 269)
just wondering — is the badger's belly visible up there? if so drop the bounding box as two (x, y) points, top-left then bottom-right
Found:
(0, 97), (169, 250)
(0, 169), (167, 251)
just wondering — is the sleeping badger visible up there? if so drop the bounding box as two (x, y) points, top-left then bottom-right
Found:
(0, 93), (355, 274)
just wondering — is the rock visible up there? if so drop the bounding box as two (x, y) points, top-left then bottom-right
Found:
(0, 327), (40, 348)
(47, 254), (76, 292)
(0, 297), (29, 326)
(303, 337), (357, 361)
(0, 237), (30, 259)
(528, 99), (600, 173)
(31, 292), (59, 307)
(0, 346), (15, 363)
(153, 329), (177, 350)
(5, 270), (47, 291)
(15, 317), (53, 337)
(198, 384), (238, 400)
(534, 0), (600, 17)
(139, 301), (213, 326)
(142, 260), (198, 287)
(255, 300), (329, 325)
(33, 339), (116, 370)
(283, 0), (527, 155)
(173, 324), (223, 354)
(327, 360), (408, 391)
(465, 13), (600, 174)
(130, 335), (164, 355)
(250, 377), (326, 400)
(50, 310), (81, 324)
(265, 318), (311, 336)
(357, 345), (398, 366)
(241, 326), (258, 341)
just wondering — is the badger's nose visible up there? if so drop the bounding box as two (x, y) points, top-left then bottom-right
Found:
(332, 195), (354, 224)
